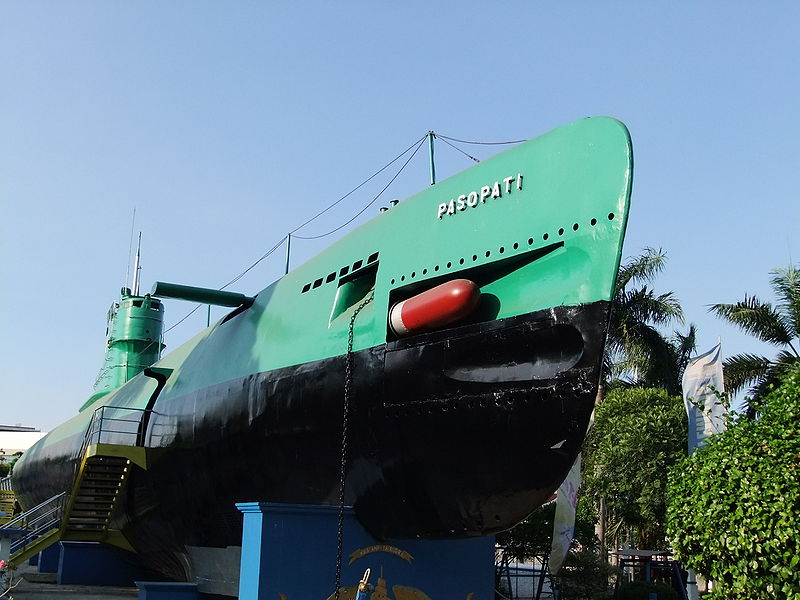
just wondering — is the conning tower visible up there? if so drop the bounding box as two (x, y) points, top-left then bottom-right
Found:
(80, 240), (165, 411)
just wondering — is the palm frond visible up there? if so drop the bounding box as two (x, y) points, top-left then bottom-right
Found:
(774, 349), (800, 372)
(709, 296), (793, 346)
(770, 266), (800, 342)
(616, 248), (667, 291)
(621, 288), (684, 325)
(605, 247), (686, 389)
(669, 324), (698, 391)
(721, 353), (773, 397)
(741, 352), (800, 417)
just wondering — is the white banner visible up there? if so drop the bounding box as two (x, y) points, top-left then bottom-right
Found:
(682, 343), (726, 453)
(548, 454), (581, 574)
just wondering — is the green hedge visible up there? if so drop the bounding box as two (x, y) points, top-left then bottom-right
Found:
(667, 365), (800, 599)
(617, 580), (678, 600)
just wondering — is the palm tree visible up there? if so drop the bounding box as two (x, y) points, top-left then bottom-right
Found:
(605, 248), (686, 390)
(709, 265), (800, 413)
(593, 247), (688, 555)
(662, 324), (698, 395)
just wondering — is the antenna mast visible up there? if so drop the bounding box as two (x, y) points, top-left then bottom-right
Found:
(132, 232), (142, 296)
(427, 131), (436, 185)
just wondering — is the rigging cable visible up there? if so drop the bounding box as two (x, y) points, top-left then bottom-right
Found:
(293, 136), (427, 240)
(435, 134), (480, 163)
(219, 236), (288, 291)
(159, 236), (288, 336)
(157, 136), (422, 334)
(161, 305), (203, 336)
(160, 132), (510, 334)
(204, 134), (427, 292)
(434, 133), (528, 145)
(290, 134), (427, 236)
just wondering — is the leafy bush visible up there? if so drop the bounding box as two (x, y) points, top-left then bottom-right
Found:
(555, 549), (617, 600)
(583, 387), (687, 549)
(667, 365), (800, 599)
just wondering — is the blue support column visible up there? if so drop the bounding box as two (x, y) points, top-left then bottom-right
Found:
(237, 503), (272, 599)
(236, 502), (495, 600)
(38, 542), (61, 573)
(58, 541), (167, 586)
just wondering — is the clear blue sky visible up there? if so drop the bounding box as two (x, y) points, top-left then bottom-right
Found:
(2, 2), (798, 430)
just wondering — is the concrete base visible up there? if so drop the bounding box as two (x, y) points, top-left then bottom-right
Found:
(236, 502), (495, 600)
(136, 581), (199, 599)
(58, 541), (165, 586)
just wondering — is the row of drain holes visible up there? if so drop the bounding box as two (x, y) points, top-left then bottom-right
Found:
(390, 213), (615, 285)
(301, 252), (380, 293)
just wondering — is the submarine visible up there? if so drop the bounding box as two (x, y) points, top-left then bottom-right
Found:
(12, 117), (632, 592)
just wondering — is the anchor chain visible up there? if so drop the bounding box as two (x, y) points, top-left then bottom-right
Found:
(334, 292), (374, 600)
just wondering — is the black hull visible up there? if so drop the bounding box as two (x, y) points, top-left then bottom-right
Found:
(15, 300), (608, 581)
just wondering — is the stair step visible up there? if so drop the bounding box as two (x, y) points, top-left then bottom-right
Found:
(83, 465), (128, 475)
(77, 485), (122, 496)
(77, 494), (119, 501)
(83, 471), (126, 479)
(76, 489), (118, 496)
(80, 481), (124, 489)
(80, 478), (121, 485)
(86, 460), (127, 468)
(79, 479), (123, 487)
(72, 505), (113, 513)
(73, 502), (116, 510)
(81, 480), (124, 488)
(88, 456), (128, 463)
(74, 496), (117, 504)
(84, 470), (126, 478)
(70, 517), (111, 524)
(67, 516), (108, 524)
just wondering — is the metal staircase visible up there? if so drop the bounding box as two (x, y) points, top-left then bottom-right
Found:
(1, 492), (67, 565)
(0, 406), (152, 566)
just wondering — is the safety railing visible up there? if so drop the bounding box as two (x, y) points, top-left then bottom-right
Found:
(0, 476), (12, 491)
(0, 491), (67, 556)
(77, 405), (168, 462)
(84, 405), (149, 447)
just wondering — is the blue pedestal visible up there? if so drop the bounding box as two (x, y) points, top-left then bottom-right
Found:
(236, 502), (495, 600)
(57, 541), (165, 586)
(38, 542), (61, 573)
(136, 581), (199, 599)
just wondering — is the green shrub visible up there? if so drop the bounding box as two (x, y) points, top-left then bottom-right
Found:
(583, 387), (687, 549)
(667, 365), (800, 599)
(617, 580), (678, 600)
(555, 550), (617, 600)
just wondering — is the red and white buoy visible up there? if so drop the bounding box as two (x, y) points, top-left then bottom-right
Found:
(389, 279), (481, 336)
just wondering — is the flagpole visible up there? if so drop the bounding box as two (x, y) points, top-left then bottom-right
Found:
(682, 342), (725, 600)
